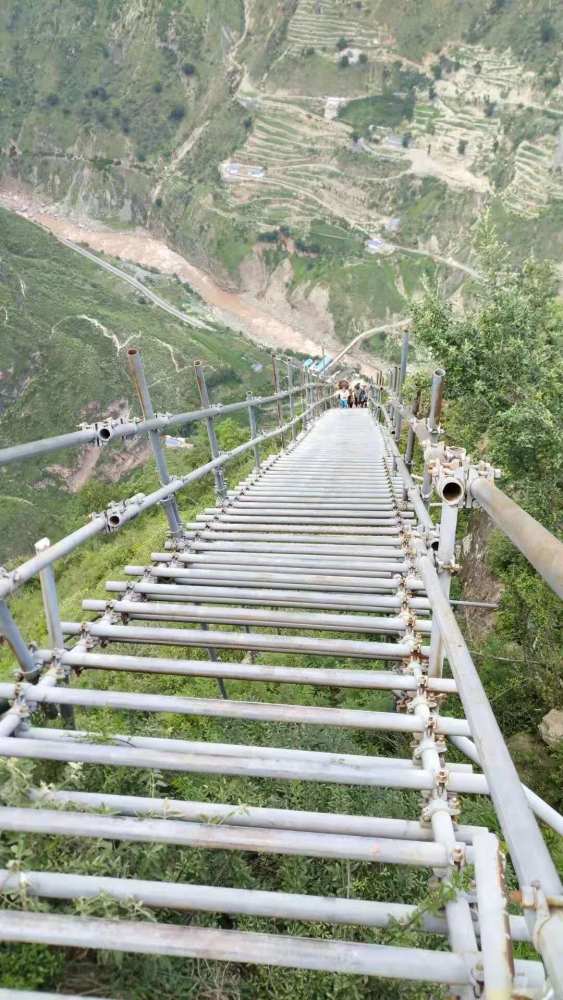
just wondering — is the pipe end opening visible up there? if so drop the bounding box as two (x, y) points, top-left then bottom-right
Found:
(442, 480), (464, 505)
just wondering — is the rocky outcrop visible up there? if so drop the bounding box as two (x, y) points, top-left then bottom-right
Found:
(539, 709), (563, 748)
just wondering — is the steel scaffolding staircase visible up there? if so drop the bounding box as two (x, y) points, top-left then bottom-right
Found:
(0, 358), (562, 1000)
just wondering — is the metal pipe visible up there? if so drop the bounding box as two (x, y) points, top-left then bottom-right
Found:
(415, 545), (563, 991)
(127, 565), (416, 593)
(449, 735), (563, 837)
(30, 787), (485, 845)
(60, 619), (428, 663)
(21, 725), (472, 776)
(394, 330), (409, 442)
(35, 537), (74, 729)
(179, 528), (404, 544)
(158, 549), (408, 574)
(127, 348), (183, 536)
(200, 513), (404, 527)
(0, 806), (454, 867)
(0, 398), (333, 603)
(0, 910), (473, 983)
(378, 412), (433, 531)
(428, 502), (459, 678)
(0, 867), (528, 940)
(0, 600), (36, 677)
(106, 579), (432, 613)
(194, 360), (227, 500)
(286, 359), (296, 441)
(271, 354), (286, 449)
(473, 833), (514, 998)
(422, 367), (445, 508)
(470, 478), (563, 599)
(82, 598), (432, 635)
(0, 391), (308, 468)
(0, 734), (484, 791)
(34, 648), (456, 693)
(188, 537), (407, 559)
(0, 682), (467, 734)
(0, 992), (113, 1000)
(404, 389), (421, 473)
(246, 392), (261, 471)
(428, 368), (445, 432)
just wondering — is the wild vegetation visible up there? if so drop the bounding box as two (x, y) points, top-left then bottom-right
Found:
(410, 218), (563, 806)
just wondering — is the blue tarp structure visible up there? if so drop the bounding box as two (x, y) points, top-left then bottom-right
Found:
(314, 355), (333, 373)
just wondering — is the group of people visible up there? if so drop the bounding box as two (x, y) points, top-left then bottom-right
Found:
(337, 380), (368, 409)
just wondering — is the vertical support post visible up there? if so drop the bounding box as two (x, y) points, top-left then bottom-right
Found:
(246, 393), (261, 473)
(201, 622), (228, 700)
(387, 367), (398, 431)
(0, 601), (36, 677)
(428, 367), (445, 435)
(394, 330), (409, 443)
(303, 365), (311, 430)
(422, 367), (445, 508)
(127, 348), (183, 537)
(473, 833), (514, 999)
(35, 537), (74, 728)
(271, 354), (285, 448)
(193, 360), (227, 501)
(428, 502), (459, 678)
(35, 538), (64, 650)
(404, 389), (421, 473)
(286, 360), (296, 442)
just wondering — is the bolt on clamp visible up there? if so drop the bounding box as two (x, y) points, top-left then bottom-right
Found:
(449, 844), (466, 868)
(9, 687), (34, 719)
(435, 556), (461, 575)
(78, 415), (139, 446)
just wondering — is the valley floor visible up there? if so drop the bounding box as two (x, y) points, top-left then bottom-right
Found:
(0, 182), (380, 373)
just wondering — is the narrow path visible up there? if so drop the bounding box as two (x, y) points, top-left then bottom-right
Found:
(60, 241), (214, 332)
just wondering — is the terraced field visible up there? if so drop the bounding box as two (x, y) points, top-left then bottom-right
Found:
(412, 98), (499, 166)
(452, 45), (530, 99)
(222, 97), (401, 233)
(222, 20), (563, 272)
(502, 137), (563, 218)
(287, 0), (381, 56)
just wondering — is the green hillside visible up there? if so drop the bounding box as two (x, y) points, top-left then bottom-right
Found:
(2, 0), (563, 343)
(0, 208), (276, 560)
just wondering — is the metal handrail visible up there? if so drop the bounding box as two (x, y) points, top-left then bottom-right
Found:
(0, 389), (309, 468)
(0, 393), (334, 605)
(378, 391), (563, 600)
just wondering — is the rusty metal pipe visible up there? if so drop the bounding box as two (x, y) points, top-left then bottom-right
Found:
(470, 478), (563, 599)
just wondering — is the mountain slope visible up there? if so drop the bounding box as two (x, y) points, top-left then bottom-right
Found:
(0, 207), (275, 560)
(3, 0), (563, 353)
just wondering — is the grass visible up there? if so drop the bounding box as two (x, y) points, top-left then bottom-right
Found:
(338, 94), (414, 133)
(267, 52), (376, 98)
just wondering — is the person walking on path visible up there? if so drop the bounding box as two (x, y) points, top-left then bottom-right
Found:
(338, 387), (349, 409)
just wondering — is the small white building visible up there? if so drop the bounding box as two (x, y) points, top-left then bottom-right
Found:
(365, 237), (394, 256)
